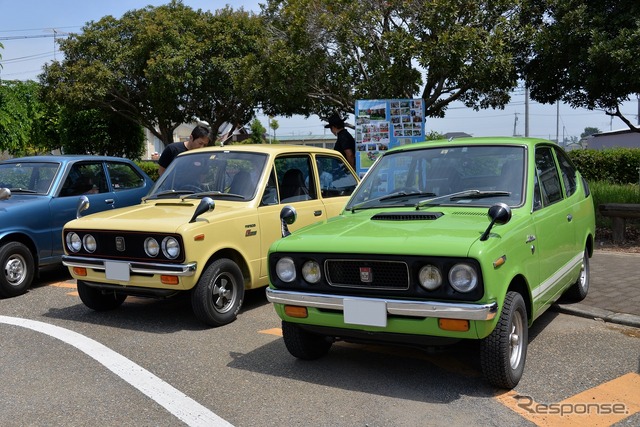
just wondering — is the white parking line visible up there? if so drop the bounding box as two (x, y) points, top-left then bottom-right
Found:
(0, 316), (233, 427)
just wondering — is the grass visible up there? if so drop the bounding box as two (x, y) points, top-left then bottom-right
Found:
(590, 181), (640, 228)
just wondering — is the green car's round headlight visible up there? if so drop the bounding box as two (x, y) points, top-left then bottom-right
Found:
(161, 237), (180, 259)
(66, 232), (81, 253)
(276, 257), (296, 283)
(301, 260), (322, 284)
(418, 265), (442, 290)
(449, 263), (478, 293)
(144, 237), (160, 257)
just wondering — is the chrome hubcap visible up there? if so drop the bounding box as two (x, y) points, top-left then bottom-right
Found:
(509, 312), (524, 368)
(4, 255), (26, 286)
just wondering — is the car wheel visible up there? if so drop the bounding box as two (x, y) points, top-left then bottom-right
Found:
(480, 291), (528, 389)
(562, 249), (590, 302)
(281, 321), (332, 360)
(77, 280), (127, 311)
(0, 242), (35, 298)
(191, 258), (244, 327)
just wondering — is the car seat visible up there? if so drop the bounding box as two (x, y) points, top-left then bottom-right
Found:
(280, 168), (308, 201)
(229, 171), (252, 198)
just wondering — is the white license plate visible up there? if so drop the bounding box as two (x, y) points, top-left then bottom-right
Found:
(343, 299), (387, 327)
(105, 261), (130, 281)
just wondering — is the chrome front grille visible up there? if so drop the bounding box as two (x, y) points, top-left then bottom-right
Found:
(325, 259), (409, 290)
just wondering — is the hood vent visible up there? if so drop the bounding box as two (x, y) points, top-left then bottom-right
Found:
(371, 211), (443, 221)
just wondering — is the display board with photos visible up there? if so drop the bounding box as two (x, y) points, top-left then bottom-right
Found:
(355, 99), (425, 176)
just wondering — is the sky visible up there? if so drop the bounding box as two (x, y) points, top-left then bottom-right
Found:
(1, 0), (638, 142)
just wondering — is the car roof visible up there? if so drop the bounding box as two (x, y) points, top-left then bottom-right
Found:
(1, 155), (138, 164)
(180, 144), (340, 156)
(390, 136), (554, 153)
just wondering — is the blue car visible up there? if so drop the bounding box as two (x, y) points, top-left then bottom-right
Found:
(0, 155), (154, 297)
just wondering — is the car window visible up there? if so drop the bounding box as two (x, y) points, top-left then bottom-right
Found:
(106, 162), (145, 191)
(535, 147), (563, 206)
(61, 162), (107, 197)
(554, 148), (577, 198)
(260, 167), (278, 206)
(0, 162), (59, 193)
(315, 155), (358, 198)
(275, 155), (316, 203)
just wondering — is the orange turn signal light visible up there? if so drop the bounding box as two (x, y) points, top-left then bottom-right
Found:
(438, 318), (470, 332)
(72, 267), (87, 276)
(160, 275), (179, 285)
(284, 305), (308, 318)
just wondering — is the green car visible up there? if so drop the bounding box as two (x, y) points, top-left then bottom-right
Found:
(266, 137), (596, 389)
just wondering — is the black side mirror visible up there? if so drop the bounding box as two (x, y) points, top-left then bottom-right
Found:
(280, 205), (297, 237)
(480, 203), (512, 241)
(189, 197), (215, 223)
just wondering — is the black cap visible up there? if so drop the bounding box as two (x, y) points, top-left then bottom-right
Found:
(324, 113), (345, 129)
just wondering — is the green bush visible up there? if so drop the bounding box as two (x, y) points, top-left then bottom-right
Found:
(136, 161), (159, 182)
(569, 148), (640, 185)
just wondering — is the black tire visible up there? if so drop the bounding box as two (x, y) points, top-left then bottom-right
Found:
(563, 249), (590, 302)
(281, 321), (332, 360)
(480, 291), (528, 389)
(191, 258), (244, 327)
(77, 280), (127, 311)
(0, 242), (35, 298)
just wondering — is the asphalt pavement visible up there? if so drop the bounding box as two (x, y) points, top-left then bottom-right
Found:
(554, 249), (640, 328)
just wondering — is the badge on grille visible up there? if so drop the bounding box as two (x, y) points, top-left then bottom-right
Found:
(115, 236), (125, 252)
(359, 267), (373, 283)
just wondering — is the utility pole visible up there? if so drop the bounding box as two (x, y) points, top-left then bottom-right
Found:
(513, 113), (519, 136)
(556, 102), (560, 144)
(524, 87), (529, 137)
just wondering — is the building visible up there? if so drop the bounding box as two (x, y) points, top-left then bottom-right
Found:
(584, 128), (640, 150)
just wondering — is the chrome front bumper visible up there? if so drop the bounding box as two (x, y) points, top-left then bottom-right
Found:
(62, 255), (197, 277)
(265, 288), (498, 321)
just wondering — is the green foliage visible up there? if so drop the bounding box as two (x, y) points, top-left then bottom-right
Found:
(0, 80), (60, 156)
(248, 118), (267, 144)
(581, 127), (600, 139)
(425, 131), (444, 141)
(260, 0), (530, 120)
(568, 148), (640, 185)
(58, 108), (145, 158)
(588, 181), (640, 229)
(524, 1), (640, 127)
(40, 1), (265, 147)
(136, 161), (160, 182)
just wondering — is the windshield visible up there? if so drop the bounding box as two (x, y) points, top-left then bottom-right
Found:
(148, 151), (267, 200)
(0, 162), (59, 194)
(346, 144), (526, 210)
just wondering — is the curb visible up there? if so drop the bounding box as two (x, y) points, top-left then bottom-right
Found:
(553, 303), (640, 329)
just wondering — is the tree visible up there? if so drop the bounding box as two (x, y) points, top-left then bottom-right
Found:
(269, 118), (279, 143)
(258, 0), (531, 122)
(248, 118), (267, 144)
(40, 1), (265, 147)
(580, 127), (601, 139)
(523, 0), (640, 131)
(0, 80), (58, 156)
(58, 107), (144, 158)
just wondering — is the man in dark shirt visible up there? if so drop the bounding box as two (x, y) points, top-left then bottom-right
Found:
(158, 125), (211, 176)
(325, 113), (356, 169)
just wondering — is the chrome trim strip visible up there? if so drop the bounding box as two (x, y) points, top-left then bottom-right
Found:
(532, 251), (583, 300)
(62, 255), (197, 276)
(265, 288), (498, 321)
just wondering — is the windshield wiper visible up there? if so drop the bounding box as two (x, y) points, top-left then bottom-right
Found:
(9, 187), (37, 194)
(348, 191), (436, 213)
(415, 189), (510, 209)
(181, 191), (245, 200)
(143, 189), (194, 201)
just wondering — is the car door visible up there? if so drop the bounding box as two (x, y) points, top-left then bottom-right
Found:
(314, 154), (359, 217)
(48, 161), (115, 258)
(105, 161), (149, 207)
(257, 154), (328, 278)
(530, 146), (576, 313)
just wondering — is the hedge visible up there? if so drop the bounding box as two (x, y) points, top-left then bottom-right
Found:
(568, 148), (640, 185)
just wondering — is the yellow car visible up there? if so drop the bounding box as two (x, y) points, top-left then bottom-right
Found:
(62, 145), (358, 326)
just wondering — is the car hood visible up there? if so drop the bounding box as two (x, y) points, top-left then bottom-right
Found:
(0, 195), (49, 213)
(273, 207), (510, 257)
(64, 199), (248, 233)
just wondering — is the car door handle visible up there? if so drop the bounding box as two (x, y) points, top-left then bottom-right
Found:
(314, 210), (322, 216)
(567, 214), (572, 222)
(105, 199), (115, 205)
